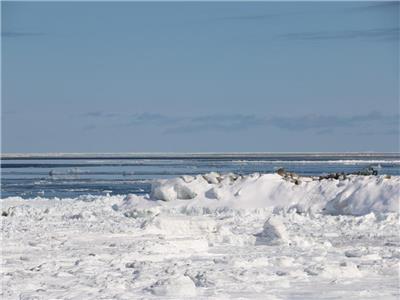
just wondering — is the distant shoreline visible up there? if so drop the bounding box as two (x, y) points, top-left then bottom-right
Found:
(1, 152), (399, 160)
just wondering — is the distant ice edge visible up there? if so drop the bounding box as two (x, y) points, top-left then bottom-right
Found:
(3, 173), (399, 216)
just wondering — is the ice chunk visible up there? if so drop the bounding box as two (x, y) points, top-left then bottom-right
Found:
(202, 172), (221, 184)
(148, 275), (196, 297)
(175, 184), (197, 200)
(150, 179), (197, 201)
(255, 216), (289, 245)
(151, 183), (177, 201)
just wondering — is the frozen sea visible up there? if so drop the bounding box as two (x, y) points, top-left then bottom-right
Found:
(2, 153), (400, 299)
(1, 153), (399, 199)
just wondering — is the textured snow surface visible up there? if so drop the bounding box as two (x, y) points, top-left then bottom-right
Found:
(1, 174), (399, 299)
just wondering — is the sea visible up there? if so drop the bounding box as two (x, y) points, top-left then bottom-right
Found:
(1, 153), (399, 199)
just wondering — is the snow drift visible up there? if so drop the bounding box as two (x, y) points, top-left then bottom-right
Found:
(149, 173), (399, 216)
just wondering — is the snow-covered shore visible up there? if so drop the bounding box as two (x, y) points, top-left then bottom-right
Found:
(2, 173), (399, 299)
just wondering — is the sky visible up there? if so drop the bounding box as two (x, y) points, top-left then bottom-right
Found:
(2, 1), (399, 153)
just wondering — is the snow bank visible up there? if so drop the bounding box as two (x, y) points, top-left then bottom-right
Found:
(2, 173), (398, 217)
(149, 173), (399, 216)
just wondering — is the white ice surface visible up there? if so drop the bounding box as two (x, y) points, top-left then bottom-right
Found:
(2, 173), (399, 299)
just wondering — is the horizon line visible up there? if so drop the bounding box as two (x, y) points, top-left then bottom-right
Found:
(1, 151), (399, 160)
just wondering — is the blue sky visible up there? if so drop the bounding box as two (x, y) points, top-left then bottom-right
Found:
(2, 1), (399, 152)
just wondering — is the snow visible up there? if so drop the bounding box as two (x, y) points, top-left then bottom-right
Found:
(147, 274), (197, 297)
(1, 173), (399, 299)
(149, 173), (399, 215)
(255, 216), (290, 245)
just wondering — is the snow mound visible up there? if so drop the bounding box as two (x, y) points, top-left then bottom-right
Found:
(324, 176), (399, 215)
(148, 173), (400, 216)
(255, 216), (289, 245)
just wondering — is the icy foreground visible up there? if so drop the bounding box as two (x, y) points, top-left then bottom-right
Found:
(2, 174), (399, 299)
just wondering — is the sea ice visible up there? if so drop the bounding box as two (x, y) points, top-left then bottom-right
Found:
(1, 173), (399, 299)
